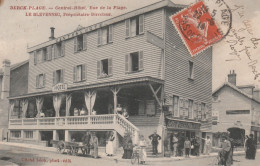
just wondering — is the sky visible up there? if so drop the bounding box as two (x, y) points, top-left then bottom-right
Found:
(0, 0), (259, 91)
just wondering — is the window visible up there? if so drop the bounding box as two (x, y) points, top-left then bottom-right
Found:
(189, 61), (194, 79)
(201, 103), (206, 120)
(212, 110), (219, 125)
(74, 34), (87, 52)
(54, 42), (65, 58)
(36, 73), (45, 88)
(24, 131), (33, 139)
(36, 50), (42, 64)
(53, 69), (64, 85)
(97, 58), (112, 78)
(98, 25), (113, 45)
(13, 100), (22, 118)
(42, 48), (47, 62)
(126, 15), (144, 37)
(125, 51), (143, 73)
(11, 131), (21, 138)
(173, 96), (179, 117)
(188, 100), (193, 119)
(73, 64), (86, 82)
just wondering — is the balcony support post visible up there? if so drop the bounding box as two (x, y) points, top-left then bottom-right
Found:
(111, 87), (121, 114)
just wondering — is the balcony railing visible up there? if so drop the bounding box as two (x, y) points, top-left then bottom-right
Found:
(9, 114), (139, 143)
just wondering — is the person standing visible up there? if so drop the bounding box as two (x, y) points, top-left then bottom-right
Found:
(244, 135), (249, 153)
(106, 132), (115, 156)
(172, 134), (178, 157)
(82, 131), (91, 156)
(194, 137), (200, 156)
(149, 131), (161, 155)
(184, 137), (191, 157)
(122, 132), (132, 159)
(220, 136), (232, 166)
(90, 132), (99, 159)
(245, 134), (257, 160)
(202, 136), (212, 155)
(139, 135), (147, 164)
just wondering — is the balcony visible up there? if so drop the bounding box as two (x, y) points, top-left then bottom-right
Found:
(9, 114), (139, 142)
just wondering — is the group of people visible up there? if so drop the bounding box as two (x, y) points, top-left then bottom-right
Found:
(81, 132), (99, 158)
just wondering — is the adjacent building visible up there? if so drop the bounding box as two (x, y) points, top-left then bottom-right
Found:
(7, 0), (213, 154)
(212, 71), (260, 146)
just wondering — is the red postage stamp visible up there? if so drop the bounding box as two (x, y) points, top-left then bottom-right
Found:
(170, 1), (223, 56)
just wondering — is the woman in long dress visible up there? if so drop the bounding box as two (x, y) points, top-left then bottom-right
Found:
(246, 134), (256, 160)
(106, 132), (115, 156)
(139, 135), (147, 164)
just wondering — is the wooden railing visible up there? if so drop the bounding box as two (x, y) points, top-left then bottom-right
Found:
(9, 114), (139, 142)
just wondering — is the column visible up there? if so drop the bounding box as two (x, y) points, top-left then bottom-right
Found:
(21, 130), (24, 140)
(65, 130), (71, 142)
(35, 130), (40, 142)
(53, 130), (59, 141)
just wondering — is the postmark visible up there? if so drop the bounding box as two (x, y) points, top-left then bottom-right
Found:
(170, 1), (224, 56)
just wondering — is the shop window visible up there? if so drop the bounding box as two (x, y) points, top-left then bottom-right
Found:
(24, 131), (33, 139)
(188, 99), (193, 119)
(173, 96), (179, 117)
(36, 73), (46, 88)
(11, 131), (21, 138)
(125, 15), (144, 38)
(74, 34), (87, 52)
(125, 51), (143, 73)
(53, 69), (64, 85)
(98, 25), (113, 46)
(97, 58), (112, 78)
(73, 64), (86, 82)
(189, 61), (194, 79)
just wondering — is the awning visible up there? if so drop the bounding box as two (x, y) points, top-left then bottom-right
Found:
(8, 76), (164, 100)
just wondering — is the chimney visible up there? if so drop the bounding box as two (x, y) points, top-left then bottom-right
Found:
(49, 27), (55, 40)
(228, 70), (236, 86)
(1, 59), (10, 99)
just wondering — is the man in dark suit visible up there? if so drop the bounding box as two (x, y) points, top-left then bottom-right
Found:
(82, 131), (91, 156)
(149, 131), (161, 155)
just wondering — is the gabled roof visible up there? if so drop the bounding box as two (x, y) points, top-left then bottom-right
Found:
(212, 82), (260, 103)
(0, 60), (29, 76)
(27, 0), (187, 52)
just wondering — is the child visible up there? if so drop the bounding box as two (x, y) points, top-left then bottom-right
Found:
(184, 137), (191, 157)
(139, 135), (147, 164)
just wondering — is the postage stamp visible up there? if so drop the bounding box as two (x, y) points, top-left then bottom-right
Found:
(170, 0), (223, 56)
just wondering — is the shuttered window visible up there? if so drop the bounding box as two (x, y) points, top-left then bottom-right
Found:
(74, 37), (77, 53)
(74, 35), (85, 52)
(139, 15), (144, 34)
(73, 64), (87, 82)
(125, 19), (130, 38)
(125, 51), (144, 73)
(97, 58), (112, 78)
(36, 74), (45, 88)
(47, 45), (52, 60)
(98, 29), (102, 46)
(108, 25), (113, 43)
(126, 14), (144, 38)
(53, 69), (64, 85)
(83, 34), (87, 50)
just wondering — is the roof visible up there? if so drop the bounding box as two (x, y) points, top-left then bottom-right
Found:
(0, 60), (29, 76)
(27, 0), (186, 52)
(212, 82), (260, 103)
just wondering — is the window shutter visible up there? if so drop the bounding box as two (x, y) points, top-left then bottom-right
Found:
(53, 71), (56, 85)
(98, 29), (102, 45)
(74, 37), (77, 53)
(125, 19), (130, 38)
(61, 42), (65, 57)
(139, 51), (143, 70)
(139, 15), (144, 34)
(83, 34), (87, 50)
(34, 51), (37, 65)
(125, 54), (129, 73)
(41, 50), (45, 62)
(82, 64), (86, 80)
(47, 46), (52, 60)
(97, 61), (101, 77)
(108, 58), (112, 75)
(36, 75), (39, 88)
(108, 25), (113, 42)
(61, 69), (64, 83)
(43, 74), (46, 87)
(73, 66), (77, 82)
(53, 44), (57, 59)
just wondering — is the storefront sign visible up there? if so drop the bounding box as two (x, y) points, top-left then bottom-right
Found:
(52, 83), (67, 92)
(167, 119), (200, 130)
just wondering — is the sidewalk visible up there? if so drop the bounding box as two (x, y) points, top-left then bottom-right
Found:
(1, 141), (258, 163)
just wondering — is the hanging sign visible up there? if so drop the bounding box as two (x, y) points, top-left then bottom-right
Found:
(52, 83), (67, 92)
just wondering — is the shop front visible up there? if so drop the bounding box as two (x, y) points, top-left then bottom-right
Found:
(164, 118), (201, 156)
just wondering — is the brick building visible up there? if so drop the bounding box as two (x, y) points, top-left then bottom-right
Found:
(212, 71), (260, 146)
(7, 0), (212, 154)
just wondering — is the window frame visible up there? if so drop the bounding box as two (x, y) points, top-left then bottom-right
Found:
(24, 131), (33, 139)
(74, 34), (87, 53)
(125, 51), (144, 74)
(189, 61), (194, 79)
(53, 69), (64, 85)
(36, 73), (45, 89)
(97, 58), (113, 78)
(173, 95), (179, 117)
(98, 25), (113, 46)
(73, 64), (87, 83)
(125, 14), (144, 38)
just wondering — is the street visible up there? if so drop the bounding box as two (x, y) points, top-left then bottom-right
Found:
(0, 144), (260, 166)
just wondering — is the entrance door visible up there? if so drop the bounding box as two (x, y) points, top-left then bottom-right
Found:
(138, 101), (145, 115)
(146, 100), (155, 116)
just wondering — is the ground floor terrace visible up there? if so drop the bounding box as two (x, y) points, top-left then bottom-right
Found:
(8, 77), (165, 147)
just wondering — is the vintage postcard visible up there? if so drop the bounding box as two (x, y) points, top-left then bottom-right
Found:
(0, 0), (260, 165)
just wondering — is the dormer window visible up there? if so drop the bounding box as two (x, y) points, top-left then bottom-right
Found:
(74, 34), (87, 52)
